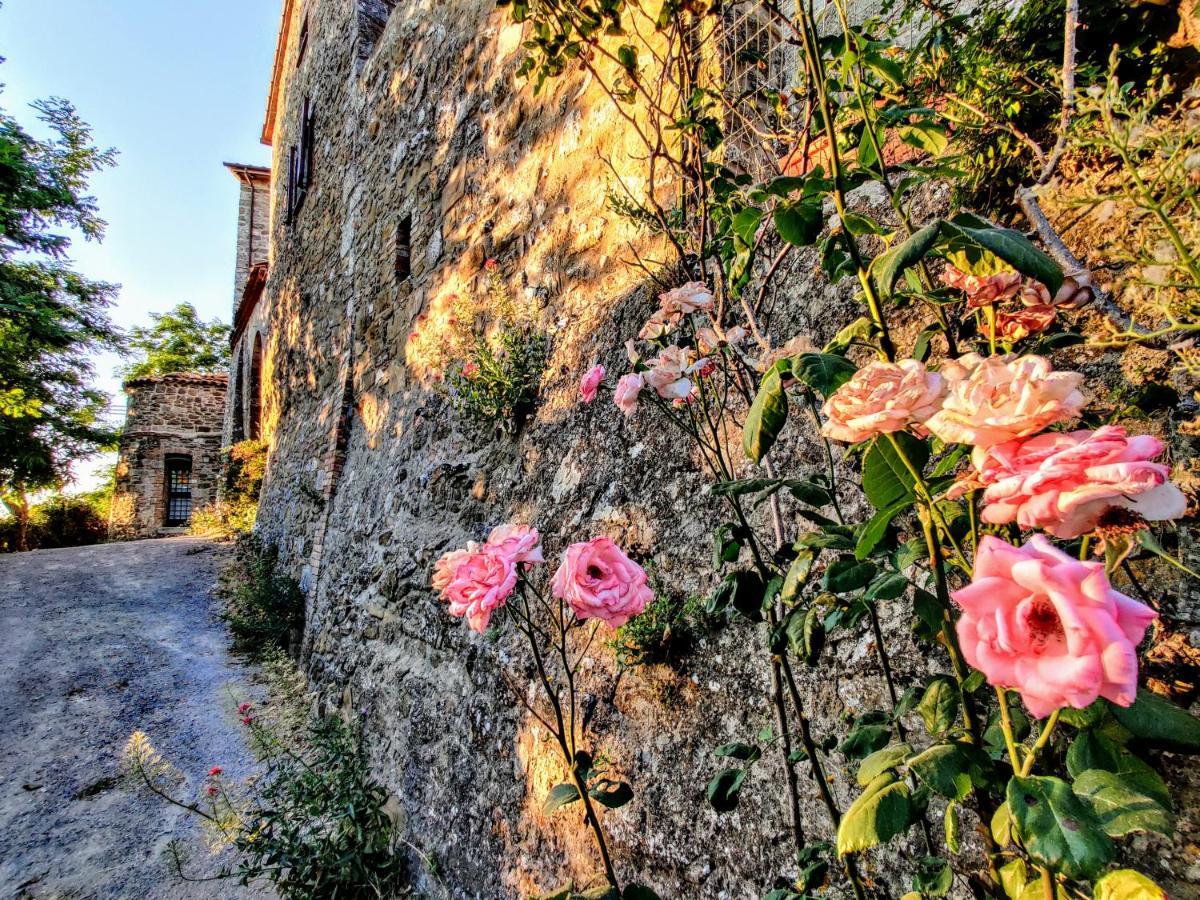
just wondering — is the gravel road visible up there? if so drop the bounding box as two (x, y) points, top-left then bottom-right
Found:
(0, 537), (267, 899)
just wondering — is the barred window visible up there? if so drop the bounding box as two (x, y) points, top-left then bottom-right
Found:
(285, 98), (315, 225)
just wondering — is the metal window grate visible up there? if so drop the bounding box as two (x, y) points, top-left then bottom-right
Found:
(718, 0), (798, 180)
(164, 456), (193, 527)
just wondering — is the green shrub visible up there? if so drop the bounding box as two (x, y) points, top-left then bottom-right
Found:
(0, 494), (108, 553)
(446, 325), (549, 432)
(218, 536), (304, 657)
(612, 582), (717, 669)
(192, 439), (268, 540)
(126, 710), (406, 899)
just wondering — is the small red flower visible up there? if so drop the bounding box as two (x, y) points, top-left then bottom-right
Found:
(237, 702), (251, 714)
(208, 766), (223, 777)
(484, 258), (498, 271)
(241, 716), (253, 726)
(205, 785), (218, 798)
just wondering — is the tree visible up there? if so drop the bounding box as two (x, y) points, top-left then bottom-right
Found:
(0, 82), (122, 550)
(121, 302), (231, 380)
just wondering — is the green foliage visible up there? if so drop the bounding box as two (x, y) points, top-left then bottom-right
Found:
(611, 583), (715, 668)
(191, 439), (267, 540)
(448, 324), (549, 432)
(218, 535), (304, 657)
(1006, 775), (1113, 881)
(1, 88), (121, 506)
(0, 492), (107, 553)
(122, 302), (230, 380)
(234, 716), (404, 898)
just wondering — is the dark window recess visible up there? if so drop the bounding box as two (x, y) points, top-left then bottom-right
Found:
(285, 98), (315, 224)
(395, 215), (412, 281)
(297, 15), (310, 65)
(164, 455), (193, 527)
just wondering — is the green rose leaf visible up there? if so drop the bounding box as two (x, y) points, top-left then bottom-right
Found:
(999, 858), (1027, 899)
(714, 741), (761, 762)
(792, 352), (857, 398)
(908, 743), (973, 800)
(1092, 870), (1167, 900)
(837, 772), (912, 856)
(1109, 688), (1200, 753)
(840, 724), (892, 760)
(912, 857), (953, 897)
(780, 551), (816, 606)
(944, 800), (960, 854)
(743, 362), (789, 463)
(706, 767), (747, 813)
(856, 742), (913, 786)
(856, 502), (910, 561)
(544, 782), (581, 814)
(916, 677), (960, 736)
(872, 219), (942, 297)
(1006, 775), (1113, 881)
(589, 779), (634, 809)
(863, 433), (929, 510)
(1072, 769), (1173, 838)
(864, 571), (910, 602)
(944, 213), (1064, 294)
(823, 556), (877, 593)
(774, 200), (824, 247)
(1065, 731), (1169, 806)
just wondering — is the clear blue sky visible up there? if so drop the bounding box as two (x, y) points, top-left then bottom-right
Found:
(2, 0), (280, 490)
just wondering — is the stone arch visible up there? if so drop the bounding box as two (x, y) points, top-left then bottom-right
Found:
(249, 332), (264, 440)
(231, 344), (246, 444)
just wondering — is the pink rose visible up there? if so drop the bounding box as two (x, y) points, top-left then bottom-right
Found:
(439, 547), (517, 633)
(485, 524), (545, 565)
(696, 325), (748, 356)
(237, 702), (252, 715)
(996, 304), (1056, 342)
(579, 364), (605, 403)
(613, 373), (644, 417)
(940, 266), (1022, 308)
(952, 535), (1157, 718)
(208, 766), (223, 777)
(432, 545), (476, 592)
(645, 346), (697, 401)
(924, 354), (1085, 451)
(658, 281), (715, 316)
(551, 537), (653, 628)
(820, 359), (945, 444)
(205, 785), (219, 798)
(973, 426), (1188, 538)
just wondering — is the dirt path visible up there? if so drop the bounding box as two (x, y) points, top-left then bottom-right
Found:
(0, 537), (267, 899)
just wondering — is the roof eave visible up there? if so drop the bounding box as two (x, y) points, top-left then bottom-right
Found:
(261, 0), (297, 147)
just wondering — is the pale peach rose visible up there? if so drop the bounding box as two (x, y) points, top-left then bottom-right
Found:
(996, 304), (1056, 342)
(941, 265), (1022, 308)
(613, 373), (645, 416)
(658, 281), (715, 316)
(551, 537), (653, 628)
(821, 359), (945, 443)
(697, 325), (749, 356)
(1019, 280), (1052, 307)
(485, 524), (545, 565)
(952, 535), (1157, 718)
(1053, 275), (1093, 310)
(973, 426), (1188, 538)
(924, 354), (1085, 451)
(624, 339), (642, 365)
(579, 364), (605, 403)
(432, 544), (477, 592)
(639, 309), (678, 341)
(644, 346), (696, 401)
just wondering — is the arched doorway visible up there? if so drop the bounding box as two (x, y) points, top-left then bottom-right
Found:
(249, 333), (263, 440)
(231, 346), (246, 443)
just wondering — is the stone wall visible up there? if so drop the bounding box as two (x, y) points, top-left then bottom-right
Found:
(112, 374), (227, 539)
(244, 1), (1200, 896)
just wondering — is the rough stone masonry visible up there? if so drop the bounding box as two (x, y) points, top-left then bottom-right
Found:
(229, 1), (1200, 896)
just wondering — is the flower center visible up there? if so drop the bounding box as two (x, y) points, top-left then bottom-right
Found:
(1026, 599), (1063, 649)
(586, 564), (605, 580)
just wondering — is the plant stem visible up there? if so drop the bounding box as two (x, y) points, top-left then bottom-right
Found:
(1020, 710), (1061, 777)
(994, 687), (1023, 773)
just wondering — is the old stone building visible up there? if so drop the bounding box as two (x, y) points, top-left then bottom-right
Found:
(111, 373), (227, 539)
(223, 162), (272, 448)
(228, 1), (1200, 897)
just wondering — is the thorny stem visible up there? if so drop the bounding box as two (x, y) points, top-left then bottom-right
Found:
(1020, 710), (1062, 777)
(779, 653), (869, 900)
(511, 588), (621, 891)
